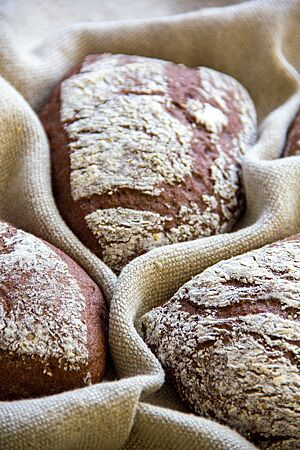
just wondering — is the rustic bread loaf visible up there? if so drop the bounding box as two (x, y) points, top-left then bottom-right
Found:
(40, 54), (257, 273)
(284, 107), (300, 156)
(0, 222), (107, 400)
(140, 236), (300, 449)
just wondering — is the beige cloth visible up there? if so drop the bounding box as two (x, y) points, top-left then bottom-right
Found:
(0, 0), (300, 448)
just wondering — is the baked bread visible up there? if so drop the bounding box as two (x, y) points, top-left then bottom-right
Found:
(41, 54), (257, 273)
(140, 236), (300, 449)
(0, 222), (107, 400)
(284, 107), (300, 156)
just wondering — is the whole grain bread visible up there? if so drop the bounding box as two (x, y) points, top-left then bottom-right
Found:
(40, 54), (257, 273)
(140, 236), (300, 449)
(0, 222), (107, 400)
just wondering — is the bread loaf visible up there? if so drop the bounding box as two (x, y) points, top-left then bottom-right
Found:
(0, 222), (107, 400)
(140, 236), (300, 449)
(41, 54), (257, 272)
(284, 107), (300, 156)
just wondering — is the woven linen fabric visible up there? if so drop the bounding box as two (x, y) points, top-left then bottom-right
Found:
(0, 0), (300, 448)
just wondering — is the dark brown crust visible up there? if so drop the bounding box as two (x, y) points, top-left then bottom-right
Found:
(140, 233), (300, 449)
(166, 63), (244, 219)
(0, 353), (85, 401)
(0, 225), (107, 400)
(40, 61), (103, 259)
(179, 296), (300, 321)
(40, 54), (255, 271)
(44, 241), (107, 384)
(284, 108), (300, 156)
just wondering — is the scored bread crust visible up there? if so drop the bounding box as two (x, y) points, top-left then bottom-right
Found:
(0, 222), (107, 400)
(40, 54), (257, 273)
(140, 235), (300, 449)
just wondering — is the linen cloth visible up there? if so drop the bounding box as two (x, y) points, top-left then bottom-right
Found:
(0, 0), (300, 448)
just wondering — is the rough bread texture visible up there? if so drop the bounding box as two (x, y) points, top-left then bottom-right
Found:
(40, 54), (257, 273)
(140, 236), (300, 449)
(284, 107), (300, 156)
(0, 222), (107, 400)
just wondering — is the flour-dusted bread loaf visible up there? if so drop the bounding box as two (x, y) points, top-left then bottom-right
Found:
(41, 54), (257, 273)
(0, 222), (107, 400)
(140, 236), (300, 449)
(284, 107), (300, 156)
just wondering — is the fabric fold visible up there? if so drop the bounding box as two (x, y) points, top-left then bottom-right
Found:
(0, 0), (300, 448)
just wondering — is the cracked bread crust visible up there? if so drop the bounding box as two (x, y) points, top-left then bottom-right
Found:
(0, 222), (107, 400)
(40, 54), (257, 272)
(140, 236), (300, 449)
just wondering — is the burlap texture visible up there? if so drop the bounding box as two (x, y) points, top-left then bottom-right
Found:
(0, 0), (300, 448)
